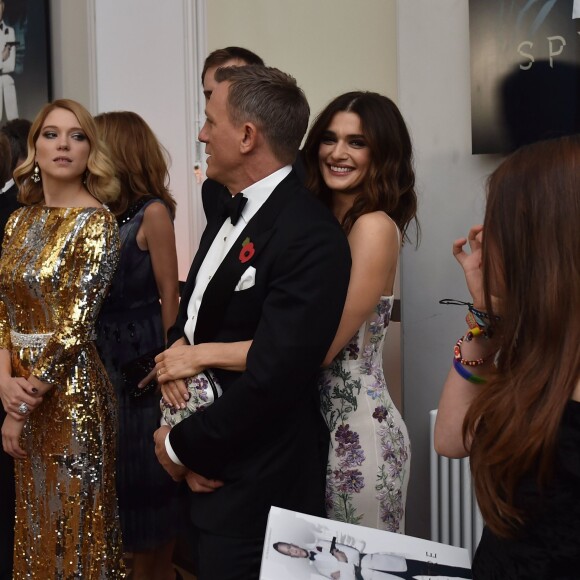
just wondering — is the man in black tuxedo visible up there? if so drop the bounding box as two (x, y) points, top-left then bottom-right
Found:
(154, 65), (350, 579)
(0, 117), (29, 580)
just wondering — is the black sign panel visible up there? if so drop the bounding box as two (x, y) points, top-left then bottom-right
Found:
(470, 0), (580, 154)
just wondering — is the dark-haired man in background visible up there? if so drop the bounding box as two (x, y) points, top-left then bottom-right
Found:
(200, 47), (305, 219)
(201, 46), (265, 102)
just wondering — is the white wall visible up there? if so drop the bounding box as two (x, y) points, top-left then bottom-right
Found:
(397, 0), (501, 538)
(93, 0), (199, 280)
(207, 0), (398, 130)
(49, 0), (93, 108)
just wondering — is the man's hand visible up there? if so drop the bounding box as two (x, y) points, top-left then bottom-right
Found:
(185, 470), (224, 494)
(332, 549), (348, 563)
(153, 425), (187, 481)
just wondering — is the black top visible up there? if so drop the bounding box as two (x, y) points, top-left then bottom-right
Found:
(472, 400), (580, 579)
(0, 183), (22, 254)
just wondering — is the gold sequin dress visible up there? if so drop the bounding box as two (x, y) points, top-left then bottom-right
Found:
(0, 206), (125, 579)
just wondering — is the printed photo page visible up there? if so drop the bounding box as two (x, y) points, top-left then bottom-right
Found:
(260, 506), (472, 580)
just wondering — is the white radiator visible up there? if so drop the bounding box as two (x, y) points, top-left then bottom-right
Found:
(429, 410), (484, 559)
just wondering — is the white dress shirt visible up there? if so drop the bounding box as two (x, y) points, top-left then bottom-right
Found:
(183, 165), (291, 343)
(165, 165), (291, 465)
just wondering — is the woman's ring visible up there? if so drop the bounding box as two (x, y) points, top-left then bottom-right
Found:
(18, 402), (29, 415)
(157, 369), (162, 377)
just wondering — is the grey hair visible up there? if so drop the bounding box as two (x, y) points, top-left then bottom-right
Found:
(214, 65), (309, 165)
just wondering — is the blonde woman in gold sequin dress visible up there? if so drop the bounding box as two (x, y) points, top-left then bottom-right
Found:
(0, 99), (125, 579)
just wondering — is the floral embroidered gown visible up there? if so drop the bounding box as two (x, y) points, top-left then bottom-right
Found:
(319, 295), (410, 532)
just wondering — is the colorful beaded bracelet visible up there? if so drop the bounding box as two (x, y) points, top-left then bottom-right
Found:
(439, 299), (501, 324)
(452, 358), (487, 384)
(464, 311), (487, 340)
(469, 304), (501, 323)
(467, 307), (499, 339)
(454, 336), (486, 366)
(465, 327), (486, 341)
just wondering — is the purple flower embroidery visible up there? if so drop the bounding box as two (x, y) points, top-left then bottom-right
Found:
(346, 340), (360, 359)
(337, 469), (364, 494)
(319, 296), (409, 530)
(334, 424), (365, 468)
(372, 405), (388, 423)
(335, 424), (359, 446)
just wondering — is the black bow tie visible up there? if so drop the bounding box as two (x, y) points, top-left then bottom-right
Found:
(222, 192), (247, 225)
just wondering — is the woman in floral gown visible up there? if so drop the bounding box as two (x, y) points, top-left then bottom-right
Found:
(303, 91), (418, 531)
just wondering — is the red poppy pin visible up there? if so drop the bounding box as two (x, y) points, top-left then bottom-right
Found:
(239, 237), (255, 263)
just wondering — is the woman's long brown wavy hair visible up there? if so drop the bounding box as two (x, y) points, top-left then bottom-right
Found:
(464, 134), (580, 538)
(94, 111), (176, 218)
(303, 91), (418, 242)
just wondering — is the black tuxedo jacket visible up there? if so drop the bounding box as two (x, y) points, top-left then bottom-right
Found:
(167, 170), (350, 537)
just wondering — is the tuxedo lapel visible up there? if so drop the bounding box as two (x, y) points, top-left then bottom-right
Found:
(194, 173), (298, 344)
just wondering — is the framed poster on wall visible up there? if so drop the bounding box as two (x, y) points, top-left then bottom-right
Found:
(0, 0), (52, 126)
(470, 0), (580, 154)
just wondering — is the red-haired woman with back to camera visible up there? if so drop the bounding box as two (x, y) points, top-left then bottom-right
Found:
(435, 135), (580, 579)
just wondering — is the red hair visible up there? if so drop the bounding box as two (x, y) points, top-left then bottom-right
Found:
(464, 135), (580, 537)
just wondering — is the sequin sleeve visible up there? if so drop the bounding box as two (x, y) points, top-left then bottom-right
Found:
(0, 299), (10, 350)
(0, 210), (23, 351)
(31, 209), (120, 384)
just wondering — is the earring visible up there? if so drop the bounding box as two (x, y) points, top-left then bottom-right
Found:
(82, 170), (89, 185)
(31, 162), (41, 183)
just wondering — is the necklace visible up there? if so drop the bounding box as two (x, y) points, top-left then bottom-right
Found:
(116, 195), (154, 226)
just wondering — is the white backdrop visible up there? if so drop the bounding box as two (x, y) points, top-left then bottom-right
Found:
(397, 0), (501, 536)
(94, 0), (201, 280)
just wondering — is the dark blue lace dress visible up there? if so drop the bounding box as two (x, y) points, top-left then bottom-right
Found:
(96, 197), (183, 552)
(472, 400), (580, 579)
